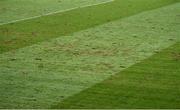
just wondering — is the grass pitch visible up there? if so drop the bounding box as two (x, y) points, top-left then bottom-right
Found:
(0, 0), (111, 24)
(0, 0), (178, 53)
(0, 0), (180, 109)
(54, 42), (180, 109)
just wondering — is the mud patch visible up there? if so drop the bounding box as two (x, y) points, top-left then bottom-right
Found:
(172, 52), (180, 61)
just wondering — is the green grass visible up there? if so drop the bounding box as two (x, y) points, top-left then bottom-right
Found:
(0, 2), (179, 108)
(0, 0), (110, 24)
(53, 42), (180, 109)
(0, 0), (179, 53)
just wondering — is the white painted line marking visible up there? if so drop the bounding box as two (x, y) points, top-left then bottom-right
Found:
(0, 0), (114, 26)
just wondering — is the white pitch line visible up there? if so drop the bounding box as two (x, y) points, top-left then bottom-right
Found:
(0, 0), (114, 26)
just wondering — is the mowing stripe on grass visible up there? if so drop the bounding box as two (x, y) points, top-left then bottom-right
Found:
(0, 0), (114, 26)
(54, 42), (180, 109)
(0, 0), (179, 53)
(0, 3), (179, 108)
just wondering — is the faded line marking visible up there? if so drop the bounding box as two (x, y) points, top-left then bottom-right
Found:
(0, 0), (114, 26)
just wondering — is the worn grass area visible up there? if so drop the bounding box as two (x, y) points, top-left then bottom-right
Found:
(0, 0), (110, 24)
(0, 3), (179, 108)
(0, 0), (179, 53)
(54, 43), (180, 109)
